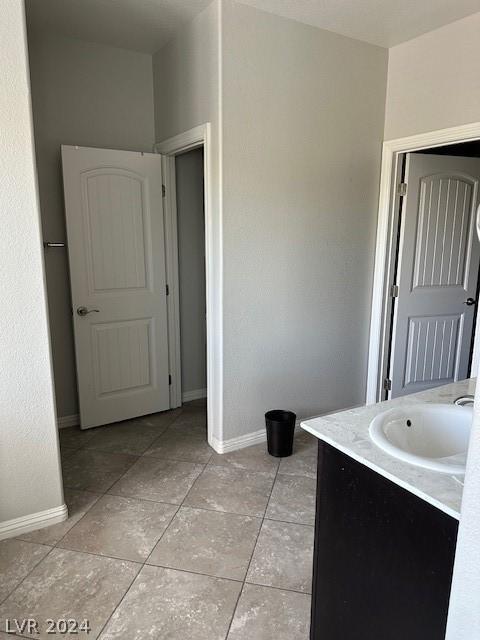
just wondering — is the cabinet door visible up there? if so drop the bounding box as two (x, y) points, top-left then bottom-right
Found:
(311, 443), (457, 640)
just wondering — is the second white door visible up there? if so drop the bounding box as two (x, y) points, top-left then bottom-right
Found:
(62, 145), (171, 428)
(390, 153), (480, 398)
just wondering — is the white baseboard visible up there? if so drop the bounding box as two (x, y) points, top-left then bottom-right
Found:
(57, 414), (79, 429)
(0, 503), (68, 541)
(210, 428), (266, 454)
(210, 418), (305, 454)
(182, 388), (207, 403)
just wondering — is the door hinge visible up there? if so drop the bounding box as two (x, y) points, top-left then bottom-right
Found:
(162, 184), (166, 197)
(397, 182), (407, 196)
(383, 378), (392, 391)
(390, 284), (399, 298)
(166, 284), (169, 296)
(168, 374), (172, 386)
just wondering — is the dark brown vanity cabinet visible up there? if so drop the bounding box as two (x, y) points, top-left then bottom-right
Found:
(310, 442), (458, 640)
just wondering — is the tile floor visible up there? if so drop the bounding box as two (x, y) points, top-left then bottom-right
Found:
(0, 400), (317, 639)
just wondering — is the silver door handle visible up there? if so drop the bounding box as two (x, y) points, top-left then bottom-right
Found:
(463, 298), (477, 306)
(77, 306), (100, 316)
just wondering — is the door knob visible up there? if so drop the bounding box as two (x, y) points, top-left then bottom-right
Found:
(77, 306), (100, 316)
(463, 298), (477, 306)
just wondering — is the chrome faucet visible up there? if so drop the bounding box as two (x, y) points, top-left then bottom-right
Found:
(454, 395), (475, 407)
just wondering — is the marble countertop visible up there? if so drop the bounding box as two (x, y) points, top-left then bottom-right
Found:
(301, 378), (476, 520)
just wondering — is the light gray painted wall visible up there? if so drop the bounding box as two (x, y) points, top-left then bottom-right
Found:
(27, 32), (155, 419)
(153, 0), (220, 143)
(153, 0), (222, 429)
(175, 148), (207, 395)
(153, 0), (387, 439)
(0, 0), (64, 525)
(221, 1), (388, 436)
(384, 12), (480, 140)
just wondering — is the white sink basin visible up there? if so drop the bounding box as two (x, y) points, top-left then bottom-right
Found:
(369, 403), (472, 474)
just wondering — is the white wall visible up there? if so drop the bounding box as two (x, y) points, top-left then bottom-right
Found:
(176, 148), (207, 396)
(385, 12), (480, 140)
(221, 1), (387, 438)
(27, 32), (155, 419)
(384, 12), (480, 638)
(0, 0), (64, 530)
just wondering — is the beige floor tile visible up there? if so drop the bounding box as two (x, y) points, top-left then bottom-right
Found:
(0, 540), (51, 603)
(148, 506), (261, 580)
(84, 421), (164, 455)
(59, 426), (95, 450)
(227, 583), (311, 640)
(136, 408), (182, 428)
(60, 446), (78, 462)
(17, 489), (101, 546)
(265, 474), (316, 525)
(109, 457), (204, 504)
(246, 520), (314, 593)
(99, 565), (241, 640)
(169, 410), (207, 429)
(278, 432), (318, 479)
(144, 424), (213, 463)
(182, 398), (207, 410)
(184, 465), (274, 517)
(0, 548), (139, 639)
(62, 449), (138, 493)
(59, 494), (176, 562)
(208, 442), (279, 476)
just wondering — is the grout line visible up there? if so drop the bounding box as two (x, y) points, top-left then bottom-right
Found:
(44, 546), (143, 567)
(143, 562), (244, 584)
(139, 452), (214, 465)
(54, 408), (192, 639)
(7, 406), (313, 639)
(242, 580), (313, 597)
(93, 560), (143, 639)
(263, 517), (315, 528)
(224, 449), (282, 638)
(92, 405), (215, 636)
(0, 547), (62, 639)
(0, 543), (55, 609)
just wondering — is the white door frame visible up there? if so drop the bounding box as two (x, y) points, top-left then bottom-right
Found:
(367, 122), (480, 404)
(155, 123), (222, 450)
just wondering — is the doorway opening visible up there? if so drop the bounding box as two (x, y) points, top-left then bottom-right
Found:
(59, 136), (212, 447)
(368, 127), (480, 403)
(156, 124), (217, 449)
(170, 146), (208, 442)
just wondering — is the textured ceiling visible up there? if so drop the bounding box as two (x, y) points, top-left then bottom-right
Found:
(25, 0), (212, 53)
(26, 0), (480, 52)
(240, 0), (480, 47)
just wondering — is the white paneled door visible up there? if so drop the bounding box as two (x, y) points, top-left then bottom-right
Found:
(390, 153), (480, 398)
(62, 146), (170, 428)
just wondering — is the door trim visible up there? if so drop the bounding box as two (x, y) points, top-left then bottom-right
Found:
(367, 121), (480, 404)
(155, 124), (223, 451)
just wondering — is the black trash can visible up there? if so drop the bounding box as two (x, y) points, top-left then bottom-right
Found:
(265, 410), (296, 457)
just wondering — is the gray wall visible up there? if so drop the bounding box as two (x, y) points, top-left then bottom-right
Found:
(175, 148), (207, 395)
(385, 12), (480, 140)
(153, 0), (388, 440)
(0, 0), (63, 526)
(27, 32), (155, 419)
(221, 1), (388, 435)
(153, 0), (222, 433)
